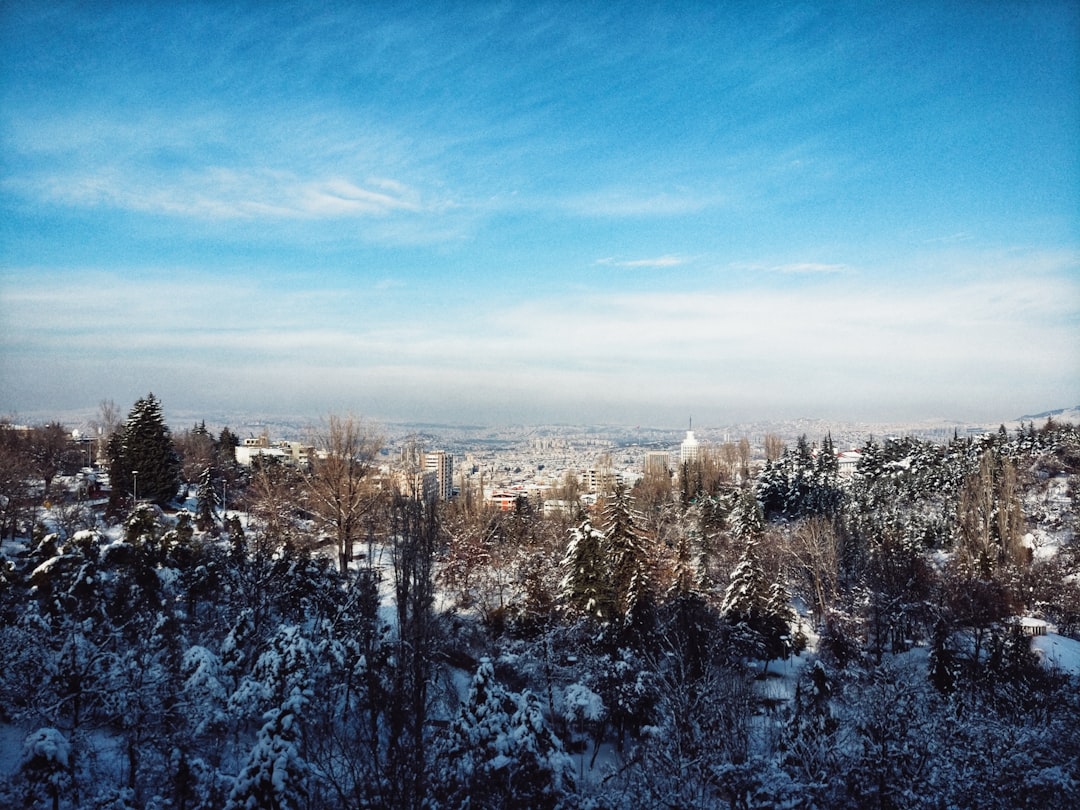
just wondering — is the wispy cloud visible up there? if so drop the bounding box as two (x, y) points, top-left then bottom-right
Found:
(923, 232), (975, 245)
(563, 189), (720, 218)
(16, 168), (429, 221)
(595, 255), (688, 269)
(730, 260), (852, 275)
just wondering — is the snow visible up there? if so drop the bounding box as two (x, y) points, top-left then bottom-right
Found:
(1032, 633), (1080, 676)
(20, 727), (70, 768)
(563, 683), (604, 723)
(29, 555), (63, 579)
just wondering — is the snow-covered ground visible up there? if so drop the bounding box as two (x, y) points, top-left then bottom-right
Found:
(1033, 633), (1080, 677)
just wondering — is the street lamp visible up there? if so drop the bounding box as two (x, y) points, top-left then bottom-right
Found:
(132, 469), (139, 505)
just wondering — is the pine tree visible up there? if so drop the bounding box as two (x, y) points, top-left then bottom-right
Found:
(115, 394), (182, 507)
(505, 690), (574, 809)
(730, 490), (764, 543)
(560, 516), (612, 622)
(225, 690), (309, 810)
(721, 540), (794, 673)
(601, 483), (654, 633)
(195, 466), (219, 531)
(433, 658), (514, 810)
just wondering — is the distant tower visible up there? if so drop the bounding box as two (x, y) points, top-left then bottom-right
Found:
(680, 421), (701, 465)
(422, 450), (454, 500)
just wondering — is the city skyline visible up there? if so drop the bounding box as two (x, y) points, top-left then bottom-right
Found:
(2, 2), (1078, 428)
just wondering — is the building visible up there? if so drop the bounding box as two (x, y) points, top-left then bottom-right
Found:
(644, 451), (671, 477)
(581, 467), (623, 495)
(422, 450), (454, 500)
(837, 450), (862, 479)
(680, 430), (701, 465)
(234, 439), (315, 468)
(235, 445), (288, 466)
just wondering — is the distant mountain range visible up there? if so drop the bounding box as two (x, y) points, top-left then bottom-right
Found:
(1016, 406), (1080, 422)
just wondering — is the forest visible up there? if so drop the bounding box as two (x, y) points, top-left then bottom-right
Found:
(1, 396), (1078, 809)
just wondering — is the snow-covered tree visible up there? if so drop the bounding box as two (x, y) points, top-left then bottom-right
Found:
(560, 515), (611, 622)
(226, 690), (309, 810)
(601, 483), (655, 635)
(721, 541), (795, 672)
(15, 727), (72, 810)
(432, 658), (515, 809)
(195, 465), (220, 531)
(110, 394), (182, 507)
(434, 660), (572, 810)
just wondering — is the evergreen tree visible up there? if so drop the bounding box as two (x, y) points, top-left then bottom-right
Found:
(504, 689), (574, 809)
(560, 516), (612, 622)
(217, 427), (239, 465)
(195, 466), (219, 531)
(433, 658), (515, 810)
(721, 540), (794, 673)
(114, 394), (182, 507)
(225, 690), (309, 810)
(730, 489), (764, 543)
(601, 483), (654, 634)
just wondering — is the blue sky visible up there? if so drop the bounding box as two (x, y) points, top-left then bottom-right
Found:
(2, 1), (1078, 427)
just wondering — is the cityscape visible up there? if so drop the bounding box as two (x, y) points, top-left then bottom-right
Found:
(1, 1), (1078, 807)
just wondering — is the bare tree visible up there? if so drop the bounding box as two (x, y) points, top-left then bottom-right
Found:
(304, 415), (381, 575)
(0, 421), (33, 540)
(26, 422), (81, 499)
(245, 459), (304, 555)
(738, 437), (751, 482)
(175, 423), (216, 488)
(764, 433), (785, 463)
(787, 516), (841, 623)
(957, 451), (1026, 578)
(90, 399), (121, 465)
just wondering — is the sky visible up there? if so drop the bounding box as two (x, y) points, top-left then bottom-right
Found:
(1, 1), (1078, 428)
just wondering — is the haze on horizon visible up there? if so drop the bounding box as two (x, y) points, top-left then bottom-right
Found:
(2, 2), (1078, 429)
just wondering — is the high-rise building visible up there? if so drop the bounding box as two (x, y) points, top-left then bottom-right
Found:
(680, 430), (701, 465)
(644, 451), (671, 477)
(422, 450), (453, 500)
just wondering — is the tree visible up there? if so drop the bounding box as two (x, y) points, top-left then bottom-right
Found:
(303, 415), (380, 575)
(194, 466), (220, 532)
(721, 540), (795, 673)
(560, 515), (611, 622)
(176, 422), (216, 490)
(730, 489), (765, 544)
(15, 727), (72, 810)
(89, 398), (122, 467)
(113, 394), (182, 507)
(601, 483), (654, 636)
(382, 493), (439, 810)
(764, 433), (785, 463)
(787, 516), (841, 624)
(434, 660), (572, 810)
(225, 690), (309, 810)
(433, 658), (514, 809)
(0, 421), (33, 541)
(26, 422), (81, 499)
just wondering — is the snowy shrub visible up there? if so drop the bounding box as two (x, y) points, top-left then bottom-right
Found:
(16, 727), (72, 809)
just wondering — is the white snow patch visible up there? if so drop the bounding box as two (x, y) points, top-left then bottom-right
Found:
(20, 727), (70, 768)
(1032, 633), (1080, 676)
